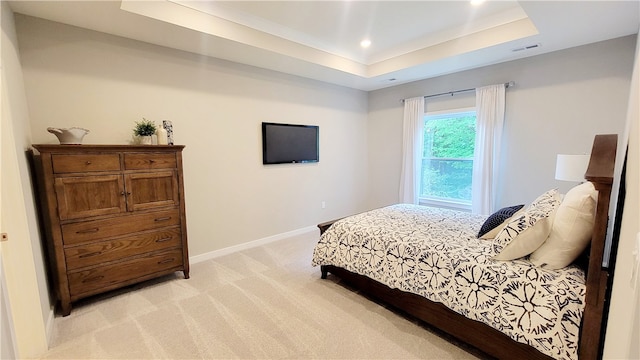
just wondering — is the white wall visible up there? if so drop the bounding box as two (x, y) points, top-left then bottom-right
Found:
(16, 15), (370, 258)
(367, 35), (636, 211)
(0, 2), (49, 357)
(603, 32), (640, 360)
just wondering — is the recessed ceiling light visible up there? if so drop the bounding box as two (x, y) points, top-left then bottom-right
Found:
(470, 0), (485, 5)
(360, 39), (371, 48)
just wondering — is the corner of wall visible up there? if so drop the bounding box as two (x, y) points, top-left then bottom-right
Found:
(603, 32), (640, 360)
(1, 2), (51, 356)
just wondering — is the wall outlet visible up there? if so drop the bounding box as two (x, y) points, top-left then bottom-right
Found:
(321, 201), (326, 209)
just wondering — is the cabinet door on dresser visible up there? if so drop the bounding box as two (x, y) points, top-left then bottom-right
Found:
(32, 145), (189, 316)
(124, 171), (180, 211)
(51, 152), (126, 220)
(123, 152), (180, 212)
(55, 174), (126, 220)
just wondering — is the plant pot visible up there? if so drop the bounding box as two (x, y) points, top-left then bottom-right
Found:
(139, 136), (153, 145)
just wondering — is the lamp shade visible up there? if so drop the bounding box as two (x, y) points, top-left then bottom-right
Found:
(555, 154), (590, 182)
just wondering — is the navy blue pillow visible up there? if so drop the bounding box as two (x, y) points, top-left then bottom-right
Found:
(477, 204), (525, 238)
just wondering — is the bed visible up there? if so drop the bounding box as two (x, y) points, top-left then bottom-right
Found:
(312, 134), (617, 360)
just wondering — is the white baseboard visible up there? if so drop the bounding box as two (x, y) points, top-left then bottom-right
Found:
(45, 307), (54, 348)
(189, 225), (318, 264)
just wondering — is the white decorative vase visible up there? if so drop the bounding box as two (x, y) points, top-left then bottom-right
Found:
(140, 136), (153, 145)
(156, 126), (168, 145)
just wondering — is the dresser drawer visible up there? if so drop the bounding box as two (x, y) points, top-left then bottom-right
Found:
(64, 227), (182, 270)
(52, 154), (121, 173)
(68, 249), (183, 297)
(61, 209), (180, 245)
(124, 153), (176, 170)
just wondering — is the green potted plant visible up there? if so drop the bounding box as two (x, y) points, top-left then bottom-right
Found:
(133, 118), (157, 145)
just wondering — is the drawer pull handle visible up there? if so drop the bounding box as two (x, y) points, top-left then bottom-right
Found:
(157, 258), (175, 265)
(78, 251), (102, 258)
(155, 237), (173, 243)
(154, 217), (171, 222)
(149, 159), (156, 163)
(82, 275), (104, 283)
(77, 228), (99, 234)
(86, 161), (92, 165)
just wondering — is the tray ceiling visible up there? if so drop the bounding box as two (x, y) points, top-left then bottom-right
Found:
(8, 1), (640, 91)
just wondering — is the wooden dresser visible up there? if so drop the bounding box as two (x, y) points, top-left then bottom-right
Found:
(32, 145), (189, 316)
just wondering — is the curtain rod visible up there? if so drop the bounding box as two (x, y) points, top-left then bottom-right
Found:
(401, 81), (515, 103)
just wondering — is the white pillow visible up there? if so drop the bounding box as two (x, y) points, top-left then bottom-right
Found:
(530, 182), (597, 269)
(493, 189), (562, 260)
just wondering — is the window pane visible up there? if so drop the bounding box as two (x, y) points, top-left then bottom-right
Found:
(423, 115), (476, 158)
(421, 158), (473, 201)
(421, 112), (476, 203)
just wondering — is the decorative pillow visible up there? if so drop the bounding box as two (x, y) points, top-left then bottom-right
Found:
(530, 182), (597, 269)
(479, 208), (525, 239)
(493, 189), (562, 260)
(477, 204), (525, 238)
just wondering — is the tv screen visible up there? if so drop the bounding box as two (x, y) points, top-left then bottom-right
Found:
(262, 122), (319, 164)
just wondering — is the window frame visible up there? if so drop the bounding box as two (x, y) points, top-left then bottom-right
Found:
(419, 107), (476, 212)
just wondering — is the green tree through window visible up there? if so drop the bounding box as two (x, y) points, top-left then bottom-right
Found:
(421, 111), (476, 206)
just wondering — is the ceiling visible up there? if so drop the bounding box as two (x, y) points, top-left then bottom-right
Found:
(8, 1), (640, 91)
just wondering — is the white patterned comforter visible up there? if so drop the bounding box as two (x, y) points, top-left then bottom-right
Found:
(312, 204), (585, 360)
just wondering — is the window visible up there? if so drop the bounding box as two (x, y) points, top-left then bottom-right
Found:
(420, 108), (476, 210)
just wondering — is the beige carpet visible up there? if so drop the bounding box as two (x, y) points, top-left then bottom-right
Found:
(38, 231), (485, 359)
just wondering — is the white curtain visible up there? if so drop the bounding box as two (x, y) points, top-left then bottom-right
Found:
(472, 84), (506, 214)
(399, 97), (425, 204)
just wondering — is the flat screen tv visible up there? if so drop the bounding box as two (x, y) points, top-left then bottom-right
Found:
(262, 122), (319, 164)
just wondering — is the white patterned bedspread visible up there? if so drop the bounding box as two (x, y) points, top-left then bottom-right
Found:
(312, 204), (585, 360)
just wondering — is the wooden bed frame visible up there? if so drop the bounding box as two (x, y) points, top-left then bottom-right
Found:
(317, 134), (618, 360)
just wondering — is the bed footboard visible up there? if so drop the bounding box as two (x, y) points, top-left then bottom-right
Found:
(317, 219), (340, 235)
